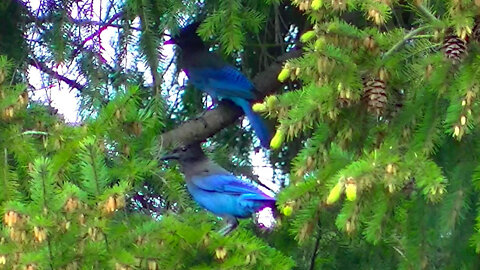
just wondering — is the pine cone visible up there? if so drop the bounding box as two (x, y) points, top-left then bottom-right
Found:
(443, 35), (467, 64)
(362, 78), (387, 115)
(472, 18), (480, 43)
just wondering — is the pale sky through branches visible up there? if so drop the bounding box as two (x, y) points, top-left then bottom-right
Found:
(25, 0), (279, 194)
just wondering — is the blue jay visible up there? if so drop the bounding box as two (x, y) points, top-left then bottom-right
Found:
(164, 23), (272, 148)
(161, 143), (276, 235)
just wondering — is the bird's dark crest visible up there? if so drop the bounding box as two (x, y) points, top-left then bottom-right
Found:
(179, 22), (201, 38)
(170, 22), (206, 51)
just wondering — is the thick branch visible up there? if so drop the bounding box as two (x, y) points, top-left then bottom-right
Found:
(29, 58), (85, 91)
(158, 49), (302, 149)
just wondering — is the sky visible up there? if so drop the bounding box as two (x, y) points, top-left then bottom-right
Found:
(25, 0), (279, 194)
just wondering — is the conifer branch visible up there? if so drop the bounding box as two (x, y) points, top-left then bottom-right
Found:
(103, 233), (110, 253)
(158, 49), (303, 149)
(1, 148), (8, 202)
(40, 165), (48, 210)
(382, 26), (431, 61)
(20, 131), (49, 136)
(68, 18), (141, 31)
(70, 11), (125, 59)
(415, 4), (442, 25)
(47, 239), (54, 270)
(87, 146), (101, 196)
(28, 58), (85, 91)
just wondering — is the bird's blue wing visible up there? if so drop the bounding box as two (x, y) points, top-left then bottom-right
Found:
(187, 65), (256, 100)
(187, 174), (275, 218)
(190, 174), (274, 201)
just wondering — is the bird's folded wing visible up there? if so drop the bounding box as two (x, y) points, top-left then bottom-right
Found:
(190, 174), (273, 200)
(188, 66), (255, 100)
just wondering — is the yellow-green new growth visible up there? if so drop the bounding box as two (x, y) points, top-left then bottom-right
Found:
(311, 0), (323, 10)
(326, 181), (344, 205)
(265, 95), (279, 109)
(300, 30), (316, 43)
(270, 129), (285, 149)
(345, 181), (357, 201)
(252, 103), (267, 113)
(278, 68), (290, 82)
(314, 37), (326, 51)
(282, 205), (293, 216)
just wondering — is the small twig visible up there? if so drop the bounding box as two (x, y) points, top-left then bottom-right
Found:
(416, 4), (442, 25)
(309, 223), (322, 270)
(393, 246), (406, 259)
(46, 239), (54, 270)
(19, 131), (49, 136)
(408, 34), (435, 39)
(70, 11), (124, 59)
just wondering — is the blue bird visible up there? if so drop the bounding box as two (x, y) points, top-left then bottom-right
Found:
(161, 143), (276, 235)
(165, 23), (272, 148)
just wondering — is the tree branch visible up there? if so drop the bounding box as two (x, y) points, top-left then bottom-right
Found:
(415, 4), (442, 25)
(158, 49), (302, 149)
(70, 11), (124, 59)
(381, 25), (431, 62)
(28, 58), (85, 91)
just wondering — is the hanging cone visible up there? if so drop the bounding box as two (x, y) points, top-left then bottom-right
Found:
(443, 35), (467, 64)
(362, 78), (387, 115)
(472, 18), (480, 43)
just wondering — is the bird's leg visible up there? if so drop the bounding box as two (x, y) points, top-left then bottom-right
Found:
(218, 217), (238, 236)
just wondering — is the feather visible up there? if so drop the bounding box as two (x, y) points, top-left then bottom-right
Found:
(168, 22), (272, 148)
(231, 98), (272, 148)
(188, 174), (274, 218)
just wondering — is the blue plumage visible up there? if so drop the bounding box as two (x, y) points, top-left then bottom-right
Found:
(161, 143), (276, 235)
(185, 65), (255, 100)
(188, 174), (274, 218)
(230, 97), (272, 150)
(166, 23), (272, 148)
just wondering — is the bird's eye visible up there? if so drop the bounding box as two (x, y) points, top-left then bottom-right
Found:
(181, 146), (188, 152)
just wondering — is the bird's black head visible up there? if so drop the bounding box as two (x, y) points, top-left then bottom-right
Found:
(160, 143), (206, 163)
(164, 22), (206, 51)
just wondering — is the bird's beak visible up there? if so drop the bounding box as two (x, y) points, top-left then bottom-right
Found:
(164, 39), (175, 45)
(160, 153), (179, 160)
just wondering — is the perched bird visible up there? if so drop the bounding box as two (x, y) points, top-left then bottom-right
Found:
(164, 23), (272, 148)
(161, 143), (276, 235)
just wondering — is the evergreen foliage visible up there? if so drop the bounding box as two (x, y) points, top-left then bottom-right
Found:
(3, 0), (480, 269)
(0, 60), (293, 268)
(257, 0), (480, 268)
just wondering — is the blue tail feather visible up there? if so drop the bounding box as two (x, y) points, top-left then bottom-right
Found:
(231, 98), (271, 148)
